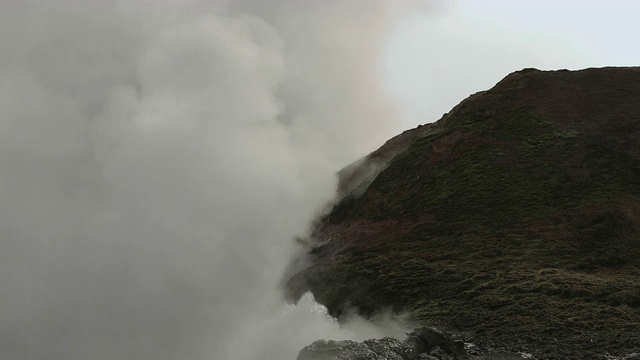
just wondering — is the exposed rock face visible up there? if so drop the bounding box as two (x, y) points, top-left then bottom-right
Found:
(296, 328), (466, 360)
(408, 327), (466, 358)
(296, 337), (413, 360)
(288, 67), (640, 359)
(295, 328), (640, 359)
(295, 327), (535, 360)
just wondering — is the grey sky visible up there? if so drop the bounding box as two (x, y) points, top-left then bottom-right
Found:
(384, 1), (640, 126)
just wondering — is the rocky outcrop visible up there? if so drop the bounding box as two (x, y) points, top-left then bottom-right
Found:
(297, 337), (413, 360)
(296, 327), (538, 360)
(405, 327), (466, 359)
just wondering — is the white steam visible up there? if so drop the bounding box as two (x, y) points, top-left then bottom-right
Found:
(0, 1), (406, 359)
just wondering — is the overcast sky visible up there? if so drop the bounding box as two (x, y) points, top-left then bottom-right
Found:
(384, 0), (640, 126)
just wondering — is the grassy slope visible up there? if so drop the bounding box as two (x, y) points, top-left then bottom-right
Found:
(287, 68), (640, 359)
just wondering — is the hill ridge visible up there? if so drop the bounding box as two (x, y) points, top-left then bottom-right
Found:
(288, 67), (640, 359)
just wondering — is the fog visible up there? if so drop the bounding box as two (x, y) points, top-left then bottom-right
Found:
(0, 1), (409, 359)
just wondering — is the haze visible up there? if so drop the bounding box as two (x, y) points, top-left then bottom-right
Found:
(0, 1), (406, 359)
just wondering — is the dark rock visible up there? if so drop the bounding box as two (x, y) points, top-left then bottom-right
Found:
(464, 342), (483, 356)
(417, 354), (440, 360)
(413, 327), (447, 351)
(429, 346), (454, 360)
(363, 337), (414, 360)
(478, 353), (528, 360)
(405, 334), (426, 356)
(407, 327), (466, 358)
(449, 340), (466, 357)
(296, 337), (413, 360)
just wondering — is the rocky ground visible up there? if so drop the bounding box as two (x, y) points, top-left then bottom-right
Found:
(297, 326), (640, 360)
(287, 68), (640, 360)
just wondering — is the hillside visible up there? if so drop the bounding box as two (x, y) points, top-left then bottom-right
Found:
(287, 67), (640, 359)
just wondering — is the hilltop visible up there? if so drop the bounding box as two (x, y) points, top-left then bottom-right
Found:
(287, 67), (640, 359)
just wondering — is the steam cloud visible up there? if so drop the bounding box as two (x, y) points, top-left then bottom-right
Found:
(0, 1), (406, 359)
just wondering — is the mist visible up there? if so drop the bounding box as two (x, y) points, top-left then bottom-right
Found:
(0, 1), (407, 359)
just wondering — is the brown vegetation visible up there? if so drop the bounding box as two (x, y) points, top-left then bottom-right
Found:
(287, 67), (640, 359)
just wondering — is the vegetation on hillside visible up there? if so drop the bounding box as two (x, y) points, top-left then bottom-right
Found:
(287, 68), (640, 359)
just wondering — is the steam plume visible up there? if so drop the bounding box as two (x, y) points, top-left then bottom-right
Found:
(0, 1), (405, 359)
